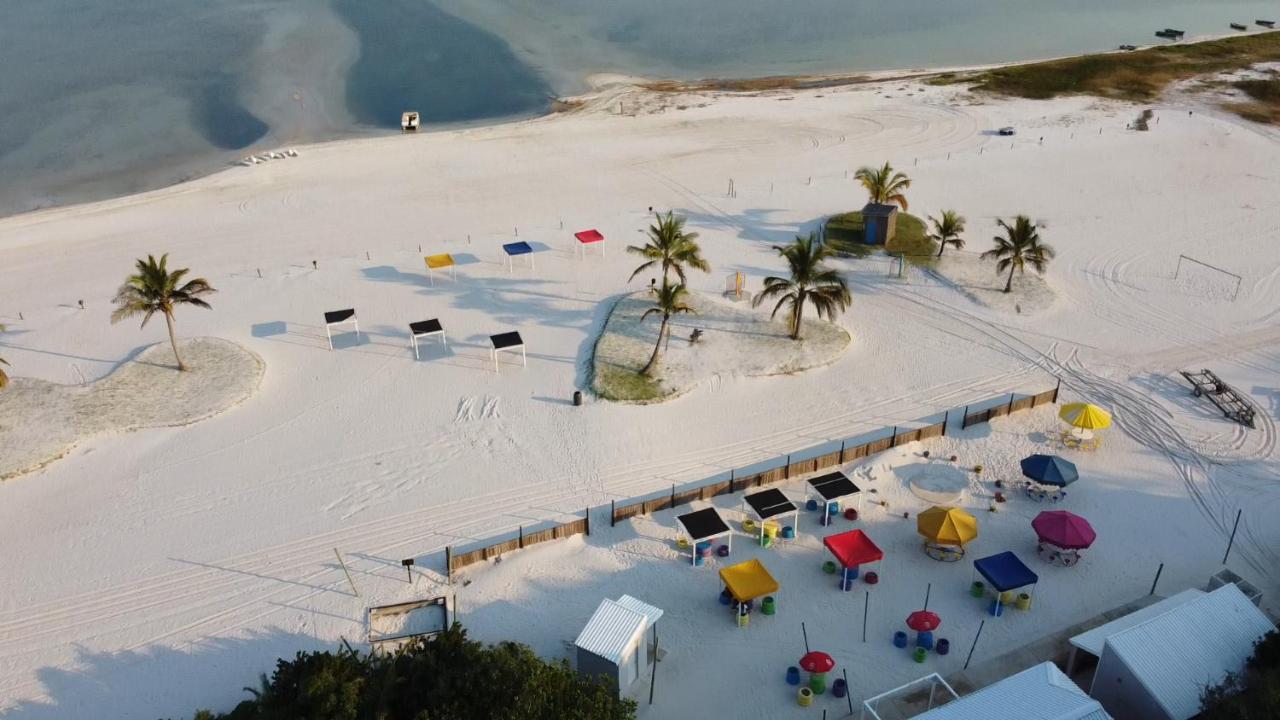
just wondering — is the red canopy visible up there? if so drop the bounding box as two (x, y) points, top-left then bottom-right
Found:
(575, 229), (604, 244)
(823, 529), (883, 569)
(1032, 510), (1096, 550)
(906, 610), (941, 632)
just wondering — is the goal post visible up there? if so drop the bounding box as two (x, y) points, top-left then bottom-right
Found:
(1174, 254), (1242, 301)
(725, 271), (746, 301)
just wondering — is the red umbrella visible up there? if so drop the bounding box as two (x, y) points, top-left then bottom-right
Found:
(799, 651), (836, 674)
(906, 610), (941, 632)
(1032, 510), (1096, 550)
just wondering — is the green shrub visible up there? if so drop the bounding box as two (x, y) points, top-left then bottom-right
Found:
(1201, 630), (1280, 718)
(197, 625), (636, 720)
(825, 211), (934, 260)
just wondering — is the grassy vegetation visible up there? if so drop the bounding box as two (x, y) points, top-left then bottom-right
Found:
(592, 364), (666, 403)
(1228, 76), (1280, 123)
(825, 211), (936, 262)
(952, 31), (1280, 102)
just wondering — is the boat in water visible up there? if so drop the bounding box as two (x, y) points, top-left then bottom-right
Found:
(1154, 28), (1186, 39)
(1257, 20), (1276, 27)
(1230, 23), (1248, 31)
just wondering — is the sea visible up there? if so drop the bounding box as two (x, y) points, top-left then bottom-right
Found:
(1, 0), (1276, 217)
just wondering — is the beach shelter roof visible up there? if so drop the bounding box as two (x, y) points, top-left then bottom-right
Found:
(1032, 510), (1096, 550)
(502, 241), (533, 256)
(917, 506), (978, 546)
(808, 471), (861, 502)
(718, 559), (779, 603)
(743, 488), (797, 520)
(575, 229), (604, 244)
(974, 552), (1038, 593)
(424, 253), (455, 269)
(1059, 403), (1112, 430)
(676, 507), (731, 542)
(823, 529), (884, 569)
(913, 662), (1110, 720)
(575, 598), (653, 665)
(1021, 455), (1079, 488)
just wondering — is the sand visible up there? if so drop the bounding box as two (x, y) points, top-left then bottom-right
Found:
(0, 73), (1278, 719)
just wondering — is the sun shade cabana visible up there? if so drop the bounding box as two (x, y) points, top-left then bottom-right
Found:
(917, 506), (977, 561)
(489, 331), (526, 373)
(575, 229), (605, 259)
(1020, 455), (1079, 488)
(502, 241), (535, 272)
(824, 529), (883, 585)
(1033, 510), (1096, 566)
(718, 558), (779, 603)
(741, 488), (799, 545)
(807, 471), (863, 525)
(676, 507), (733, 566)
(1059, 403), (1111, 430)
(424, 254), (456, 286)
(323, 308), (359, 350)
(409, 319), (445, 359)
(973, 551), (1039, 614)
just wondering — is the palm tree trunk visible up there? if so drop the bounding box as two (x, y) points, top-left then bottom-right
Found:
(937, 240), (946, 258)
(791, 297), (805, 341)
(1004, 263), (1016, 293)
(642, 315), (669, 376)
(164, 310), (187, 371)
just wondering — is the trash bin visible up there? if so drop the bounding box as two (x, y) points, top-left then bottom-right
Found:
(573, 390), (583, 406)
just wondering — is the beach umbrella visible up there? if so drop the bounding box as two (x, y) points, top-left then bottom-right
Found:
(906, 610), (941, 632)
(1059, 403), (1112, 430)
(1032, 510), (1096, 550)
(916, 506), (978, 546)
(1020, 454), (1079, 488)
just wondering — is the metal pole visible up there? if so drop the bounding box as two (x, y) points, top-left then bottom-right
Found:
(1053, 377), (1062, 403)
(843, 668), (854, 714)
(1150, 562), (1163, 595)
(862, 591), (869, 642)
(922, 583), (932, 612)
(963, 620), (985, 670)
(802, 622), (811, 653)
(334, 548), (360, 598)
(1223, 509), (1243, 564)
(649, 624), (659, 705)
(401, 558), (414, 584)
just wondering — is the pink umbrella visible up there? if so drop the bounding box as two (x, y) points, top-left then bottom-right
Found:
(1032, 510), (1096, 550)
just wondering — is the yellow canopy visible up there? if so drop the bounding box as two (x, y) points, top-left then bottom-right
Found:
(1059, 403), (1112, 430)
(718, 558), (780, 603)
(425, 253), (456, 270)
(917, 506), (978, 546)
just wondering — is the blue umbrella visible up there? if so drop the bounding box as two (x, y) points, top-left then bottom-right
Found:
(1020, 454), (1079, 487)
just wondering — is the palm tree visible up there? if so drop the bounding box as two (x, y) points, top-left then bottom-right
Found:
(929, 210), (967, 257)
(854, 162), (911, 210)
(753, 233), (851, 340)
(640, 282), (696, 377)
(627, 212), (710, 285)
(111, 254), (216, 371)
(981, 215), (1055, 293)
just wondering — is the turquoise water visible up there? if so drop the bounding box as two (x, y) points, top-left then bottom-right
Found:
(1, 0), (1276, 216)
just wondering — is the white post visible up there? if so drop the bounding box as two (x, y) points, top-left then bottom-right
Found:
(493, 348), (499, 373)
(354, 319), (360, 341)
(412, 334), (419, 360)
(442, 331), (447, 347)
(521, 346), (527, 366)
(326, 324), (333, 350)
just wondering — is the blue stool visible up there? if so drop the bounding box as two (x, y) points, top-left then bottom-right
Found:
(719, 588), (732, 606)
(893, 630), (908, 648)
(916, 630), (934, 650)
(827, 501), (840, 516)
(786, 666), (800, 685)
(989, 598), (1005, 617)
(805, 499), (819, 511)
(781, 526), (795, 540)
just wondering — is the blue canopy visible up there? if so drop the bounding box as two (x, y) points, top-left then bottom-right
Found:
(503, 241), (533, 256)
(974, 551), (1038, 592)
(1020, 454), (1078, 488)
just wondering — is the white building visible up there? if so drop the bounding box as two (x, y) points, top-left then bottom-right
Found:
(574, 595), (663, 698)
(912, 662), (1109, 720)
(1088, 583), (1274, 720)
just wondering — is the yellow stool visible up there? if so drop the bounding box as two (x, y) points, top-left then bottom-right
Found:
(1000, 591), (1016, 605)
(737, 611), (750, 628)
(743, 519), (757, 534)
(798, 687), (813, 707)
(676, 537), (690, 550)
(1016, 593), (1033, 611)
(764, 522), (780, 539)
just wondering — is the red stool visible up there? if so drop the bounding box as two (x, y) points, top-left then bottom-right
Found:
(864, 571), (879, 585)
(844, 508), (858, 521)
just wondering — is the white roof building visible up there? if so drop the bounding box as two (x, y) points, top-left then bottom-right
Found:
(1090, 583), (1274, 720)
(914, 662), (1110, 720)
(1070, 589), (1205, 659)
(574, 595), (664, 698)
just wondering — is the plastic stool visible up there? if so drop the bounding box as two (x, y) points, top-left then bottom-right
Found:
(936, 639), (951, 656)
(716, 544), (730, 558)
(832, 678), (848, 698)
(893, 631), (908, 648)
(786, 666), (800, 685)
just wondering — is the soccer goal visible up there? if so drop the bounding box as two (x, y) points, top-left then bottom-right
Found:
(1174, 255), (1242, 301)
(724, 271), (748, 301)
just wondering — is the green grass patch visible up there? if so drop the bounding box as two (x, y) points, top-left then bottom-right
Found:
(953, 31), (1280, 108)
(825, 211), (936, 263)
(593, 364), (666, 403)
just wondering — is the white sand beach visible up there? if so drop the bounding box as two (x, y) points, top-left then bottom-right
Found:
(1, 74), (1278, 718)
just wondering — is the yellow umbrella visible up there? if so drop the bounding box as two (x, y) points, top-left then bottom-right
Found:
(1059, 403), (1112, 430)
(916, 506), (978, 546)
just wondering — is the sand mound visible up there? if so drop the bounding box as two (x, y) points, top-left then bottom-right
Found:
(894, 461), (972, 504)
(0, 337), (263, 480)
(925, 251), (1057, 315)
(591, 290), (850, 403)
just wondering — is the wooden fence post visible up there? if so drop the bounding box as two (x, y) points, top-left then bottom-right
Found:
(730, 469), (736, 494)
(891, 426), (898, 446)
(785, 455), (791, 479)
(585, 507), (591, 536)
(942, 410), (949, 436)
(962, 405), (969, 429)
(611, 499), (616, 528)
(445, 546), (452, 584)
(1007, 393), (1016, 414)
(839, 440), (846, 463)
(670, 484), (676, 509)
(1053, 377), (1061, 403)
(519, 526), (524, 549)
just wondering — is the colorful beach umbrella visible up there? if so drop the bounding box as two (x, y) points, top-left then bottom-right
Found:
(1032, 510), (1096, 550)
(1020, 454), (1079, 488)
(1059, 403), (1112, 430)
(906, 610), (941, 632)
(916, 506), (978, 546)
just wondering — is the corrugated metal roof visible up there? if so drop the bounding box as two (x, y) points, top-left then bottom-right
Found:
(1101, 583), (1274, 720)
(916, 662), (1110, 720)
(616, 595), (663, 626)
(575, 599), (648, 666)
(1070, 589), (1205, 656)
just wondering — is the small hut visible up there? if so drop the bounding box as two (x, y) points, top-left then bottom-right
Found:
(861, 203), (899, 246)
(574, 595), (664, 698)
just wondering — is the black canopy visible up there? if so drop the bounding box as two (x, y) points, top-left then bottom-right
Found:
(409, 319), (443, 335)
(490, 331), (523, 350)
(324, 308), (356, 324)
(676, 507), (731, 541)
(808, 471), (861, 502)
(743, 488), (796, 520)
